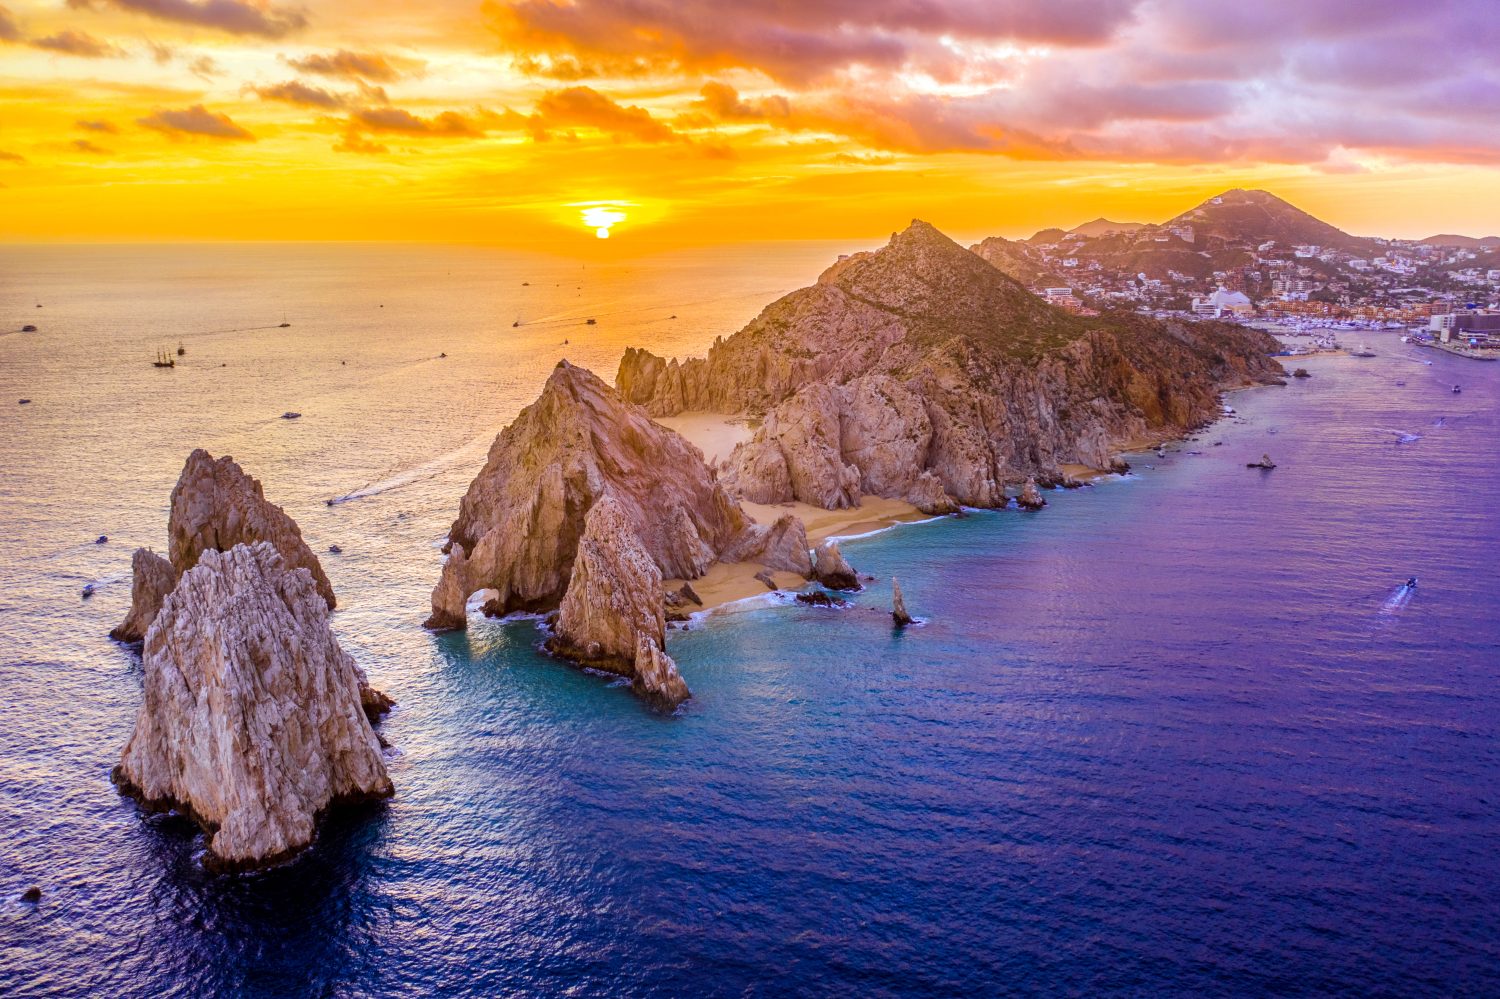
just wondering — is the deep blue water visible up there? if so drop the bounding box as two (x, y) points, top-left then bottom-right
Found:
(2, 248), (1498, 997)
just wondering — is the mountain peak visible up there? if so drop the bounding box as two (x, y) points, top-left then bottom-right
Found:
(1168, 189), (1369, 250)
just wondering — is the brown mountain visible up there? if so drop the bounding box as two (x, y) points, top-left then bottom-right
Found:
(1421, 234), (1500, 248)
(1166, 188), (1374, 252)
(1069, 218), (1145, 238)
(619, 220), (1283, 511)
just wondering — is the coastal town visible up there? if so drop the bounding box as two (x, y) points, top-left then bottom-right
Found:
(971, 189), (1500, 359)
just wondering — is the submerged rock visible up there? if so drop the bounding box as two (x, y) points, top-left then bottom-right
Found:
(1293, 368), (1311, 378)
(113, 543), (391, 872)
(20, 887), (41, 903)
(812, 540), (860, 591)
(428, 361), (748, 630)
(891, 576), (913, 627)
(632, 634), (690, 711)
(546, 495), (666, 674)
(795, 590), (849, 608)
(109, 548), (177, 644)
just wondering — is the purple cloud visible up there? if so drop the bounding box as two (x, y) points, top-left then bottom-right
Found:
(138, 104), (255, 140)
(67, 0), (306, 39)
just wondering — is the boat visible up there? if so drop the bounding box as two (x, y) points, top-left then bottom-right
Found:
(81, 584), (95, 599)
(1405, 577), (1418, 589)
(282, 412), (301, 420)
(1350, 344), (1376, 357)
(279, 322), (291, 328)
(512, 319), (521, 327)
(1246, 454), (1277, 470)
(152, 350), (175, 369)
(176, 342), (186, 356)
(21, 324), (36, 332)
(1453, 385), (1462, 394)
(585, 318), (597, 325)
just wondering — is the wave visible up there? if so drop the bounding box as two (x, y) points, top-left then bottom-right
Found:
(1380, 583), (1416, 616)
(325, 431), (494, 506)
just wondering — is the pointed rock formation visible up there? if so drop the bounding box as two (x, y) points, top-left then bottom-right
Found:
(109, 548), (177, 643)
(812, 540), (859, 591)
(546, 494), (667, 673)
(719, 511), (813, 577)
(168, 448), (335, 608)
(423, 543), (470, 632)
(633, 634), (690, 711)
(618, 220), (1283, 510)
(113, 543), (391, 872)
(428, 361), (750, 630)
(891, 576), (913, 627)
(1016, 477), (1046, 511)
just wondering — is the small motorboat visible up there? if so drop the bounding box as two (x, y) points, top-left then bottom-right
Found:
(18, 399), (30, 405)
(522, 281), (530, 286)
(439, 352), (447, 358)
(1246, 453), (1277, 470)
(81, 584), (95, 599)
(585, 318), (597, 325)
(21, 324), (36, 332)
(95, 535), (108, 545)
(1453, 385), (1462, 394)
(176, 342), (186, 356)
(281, 411), (301, 420)
(1404, 577), (1418, 589)
(278, 322), (291, 328)
(512, 319), (521, 327)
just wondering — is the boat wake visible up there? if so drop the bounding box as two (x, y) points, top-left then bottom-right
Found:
(1380, 583), (1416, 616)
(1376, 428), (1422, 444)
(326, 432), (494, 507)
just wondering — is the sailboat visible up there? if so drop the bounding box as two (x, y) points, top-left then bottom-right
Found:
(176, 342), (186, 356)
(152, 349), (175, 368)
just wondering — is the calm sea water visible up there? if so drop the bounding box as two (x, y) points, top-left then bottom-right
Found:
(1, 246), (1497, 997)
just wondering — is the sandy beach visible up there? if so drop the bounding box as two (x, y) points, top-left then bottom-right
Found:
(656, 411), (756, 465)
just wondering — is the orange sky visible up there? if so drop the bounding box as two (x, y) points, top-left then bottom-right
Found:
(3, 0), (1500, 246)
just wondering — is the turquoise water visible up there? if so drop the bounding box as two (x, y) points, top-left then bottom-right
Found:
(1, 247), (1498, 996)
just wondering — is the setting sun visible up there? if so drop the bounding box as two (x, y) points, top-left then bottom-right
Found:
(579, 204), (628, 239)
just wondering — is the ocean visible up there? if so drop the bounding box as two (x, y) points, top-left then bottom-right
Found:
(1, 244), (1497, 997)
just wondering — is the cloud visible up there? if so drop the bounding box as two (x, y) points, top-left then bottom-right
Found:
(333, 132), (389, 155)
(283, 49), (419, 83)
(251, 79), (346, 109)
(0, 4), (21, 42)
(0, 149), (25, 163)
(528, 86), (679, 143)
(71, 138), (112, 154)
(347, 106), (485, 137)
(187, 54), (221, 79)
(487, 0), (1137, 85)
(66, 0), (306, 38)
(138, 104), (255, 140)
(31, 29), (122, 57)
(76, 119), (119, 132)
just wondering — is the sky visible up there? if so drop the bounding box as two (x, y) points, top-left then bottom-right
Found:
(3, 0), (1500, 246)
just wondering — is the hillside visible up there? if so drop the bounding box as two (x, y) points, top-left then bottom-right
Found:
(618, 220), (1282, 510)
(1422, 234), (1500, 248)
(1166, 188), (1374, 253)
(1070, 218), (1145, 238)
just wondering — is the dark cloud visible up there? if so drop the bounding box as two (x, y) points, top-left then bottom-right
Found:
(71, 138), (111, 154)
(31, 29), (122, 57)
(252, 79), (346, 109)
(138, 104), (255, 140)
(333, 132), (389, 155)
(0, 149), (25, 163)
(77, 119), (119, 132)
(284, 49), (420, 83)
(66, 0), (306, 39)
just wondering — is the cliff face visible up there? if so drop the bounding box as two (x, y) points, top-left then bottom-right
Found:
(109, 548), (177, 643)
(168, 448), (335, 609)
(114, 543), (391, 872)
(618, 220), (1283, 510)
(426, 360), (752, 630)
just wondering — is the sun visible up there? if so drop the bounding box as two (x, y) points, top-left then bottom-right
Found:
(579, 204), (627, 238)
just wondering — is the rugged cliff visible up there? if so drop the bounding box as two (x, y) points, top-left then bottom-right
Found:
(618, 220), (1282, 510)
(113, 543), (392, 872)
(426, 360), (755, 630)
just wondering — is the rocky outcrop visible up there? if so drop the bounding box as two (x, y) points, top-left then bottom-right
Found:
(812, 541), (859, 591)
(546, 494), (667, 673)
(891, 577), (913, 627)
(110, 548), (177, 643)
(618, 220), (1283, 512)
(632, 635), (690, 711)
(428, 361), (752, 630)
(719, 512), (813, 576)
(168, 449), (335, 609)
(1016, 477), (1046, 511)
(113, 543), (392, 872)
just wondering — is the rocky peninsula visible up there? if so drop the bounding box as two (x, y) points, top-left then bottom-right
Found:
(618, 220), (1284, 512)
(428, 221), (1283, 709)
